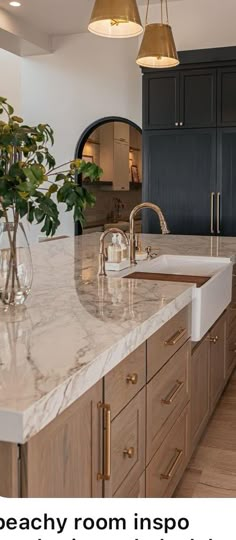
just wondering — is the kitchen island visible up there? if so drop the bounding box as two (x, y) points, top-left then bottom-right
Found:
(0, 233), (236, 498)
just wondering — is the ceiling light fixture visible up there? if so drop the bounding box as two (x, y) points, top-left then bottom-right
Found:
(136, 0), (179, 69)
(9, 1), (21, 6)
(88, 0), (143, 39)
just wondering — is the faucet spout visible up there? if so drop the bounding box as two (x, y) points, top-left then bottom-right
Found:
(129, 202), (170, 265)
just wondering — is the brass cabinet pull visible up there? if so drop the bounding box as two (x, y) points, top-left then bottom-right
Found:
(209, 335), (219, 344)
(216, 192), (221, 234)
(160, 448), (183, 480)
(161, 380), (184, 405)
(97, 402), (111, 481)
(164, 327), (187, 346)
(123, 446), (135, 459)
(126, 373), (138, 385)
(210, 192), (215, 234)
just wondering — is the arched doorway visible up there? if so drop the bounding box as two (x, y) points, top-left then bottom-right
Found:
(75, 117), (142, 235)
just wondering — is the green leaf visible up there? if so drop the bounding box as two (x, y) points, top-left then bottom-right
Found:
(47, 184), (58, 197)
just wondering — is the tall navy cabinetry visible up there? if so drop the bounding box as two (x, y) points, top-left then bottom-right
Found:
(142, 49), (236, 235)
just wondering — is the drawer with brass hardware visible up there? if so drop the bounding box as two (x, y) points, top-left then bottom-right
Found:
(104, 343), (146, 420)
(146, 404), (189, 498)
(104, 388), (145, 497)
(114, 472), (146, 498)
(147, 305), (191, 381)
(146, 340), (190, 463)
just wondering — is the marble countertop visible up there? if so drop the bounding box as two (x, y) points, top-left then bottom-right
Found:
(1, 232), (236, 444)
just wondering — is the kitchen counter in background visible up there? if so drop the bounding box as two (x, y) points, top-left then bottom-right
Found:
(1, 233), (236, 444)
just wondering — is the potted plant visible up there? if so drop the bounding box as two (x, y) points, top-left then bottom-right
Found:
(0, 97), (102, 307)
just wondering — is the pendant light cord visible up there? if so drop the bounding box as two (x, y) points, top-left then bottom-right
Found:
(165, 0), (169, 24)
(146, 0), (169, 26)
(145, 0), (150, 25)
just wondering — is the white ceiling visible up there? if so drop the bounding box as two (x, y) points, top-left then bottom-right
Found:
(0, 0), (178, 36)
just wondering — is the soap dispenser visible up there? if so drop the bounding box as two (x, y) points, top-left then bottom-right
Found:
(117, 233), (128, 260)
(107, 234), (122, 263)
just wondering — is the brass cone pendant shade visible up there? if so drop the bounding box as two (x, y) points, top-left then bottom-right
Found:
(136, 23), (179, 68)
(88, 0), (143, 38)
(136, 0), (179, 68)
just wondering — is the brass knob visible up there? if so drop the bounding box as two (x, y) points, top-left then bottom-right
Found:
(209, 335), (219, 344)
(123, 447), (135, 459)
(126, 373), (138, 385)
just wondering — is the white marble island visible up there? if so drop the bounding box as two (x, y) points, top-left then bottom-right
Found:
(0, 233), (236, 497)
(0, 233), (197, 445)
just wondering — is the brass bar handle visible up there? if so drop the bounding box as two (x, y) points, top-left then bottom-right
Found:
(126, 373), (138, 385)
(216, 192), (221, 234)
(160, 448), (183, 480)
(161, 380), (184, 405)
(97, 402), (111, 481)
(164, 327), (187, 346)
(210, 192), (215, 234)
(123, 446), (135, 459)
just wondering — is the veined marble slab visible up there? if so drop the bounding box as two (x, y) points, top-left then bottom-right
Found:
(1, 232), (236, 444)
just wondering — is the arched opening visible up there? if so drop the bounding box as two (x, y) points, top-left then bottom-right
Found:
(75, 117), (142, 235)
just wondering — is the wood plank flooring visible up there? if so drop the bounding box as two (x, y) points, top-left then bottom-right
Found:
(175, 369), (236, 497)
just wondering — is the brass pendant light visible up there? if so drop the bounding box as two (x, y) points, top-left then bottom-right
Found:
(136, 0), (179, 68)
(88, 0), (143, 38)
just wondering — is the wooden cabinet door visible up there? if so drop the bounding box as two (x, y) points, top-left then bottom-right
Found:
(143, 72), (180, 129)
(105, 388), (145, 497)
(22, 381), (103, 498)
(209, 312), (227, 411)
(142, 129), (216, 235)
(217, 128), (236, 236)
(180, 69), (216, 128)
(190, 338), (210, 451)
(218, 67), (236, 126)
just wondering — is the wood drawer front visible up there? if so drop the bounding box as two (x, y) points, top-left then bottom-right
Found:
(114, 472), (145, 498)
(147, 341), (190, 463)
(146, 404), (189, 498)
(147, 305), (191, 381)
(104, 344), (145, 420)
(105, 388), (145, 497)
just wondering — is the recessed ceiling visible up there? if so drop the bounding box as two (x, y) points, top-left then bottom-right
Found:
(0, 0), (179, 36)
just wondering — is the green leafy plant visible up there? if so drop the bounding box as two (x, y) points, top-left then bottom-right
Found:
(0, 96), (102, 304)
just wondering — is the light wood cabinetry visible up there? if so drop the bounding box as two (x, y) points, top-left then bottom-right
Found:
(147, 305), (191, 381)
(190, 337), (210, 450)
(1, 298), (235, 499)
(146, 340), (190, 463)
(105, 388), (145, 497)
(146, 404), (190, 498)
(0, 443), (19, 497)
(104, 343), (146, 420)
(21, 381), (103, 498)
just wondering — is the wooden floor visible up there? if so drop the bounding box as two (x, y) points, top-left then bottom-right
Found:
(175, 369), (236, 497)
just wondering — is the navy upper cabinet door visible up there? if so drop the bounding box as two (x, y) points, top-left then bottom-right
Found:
(218, 68), (236, 126)
(143, 72), (180, 129)
(217, 128), (236, 236)
(180, 69), (217, 128)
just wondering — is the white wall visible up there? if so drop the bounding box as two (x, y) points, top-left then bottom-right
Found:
(0, 48), (21, 114)
(141, 0), (236, 51)
(21, 33), (142, 241)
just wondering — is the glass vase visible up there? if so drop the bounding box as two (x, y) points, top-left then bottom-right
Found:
(0, 221), (33, 306)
